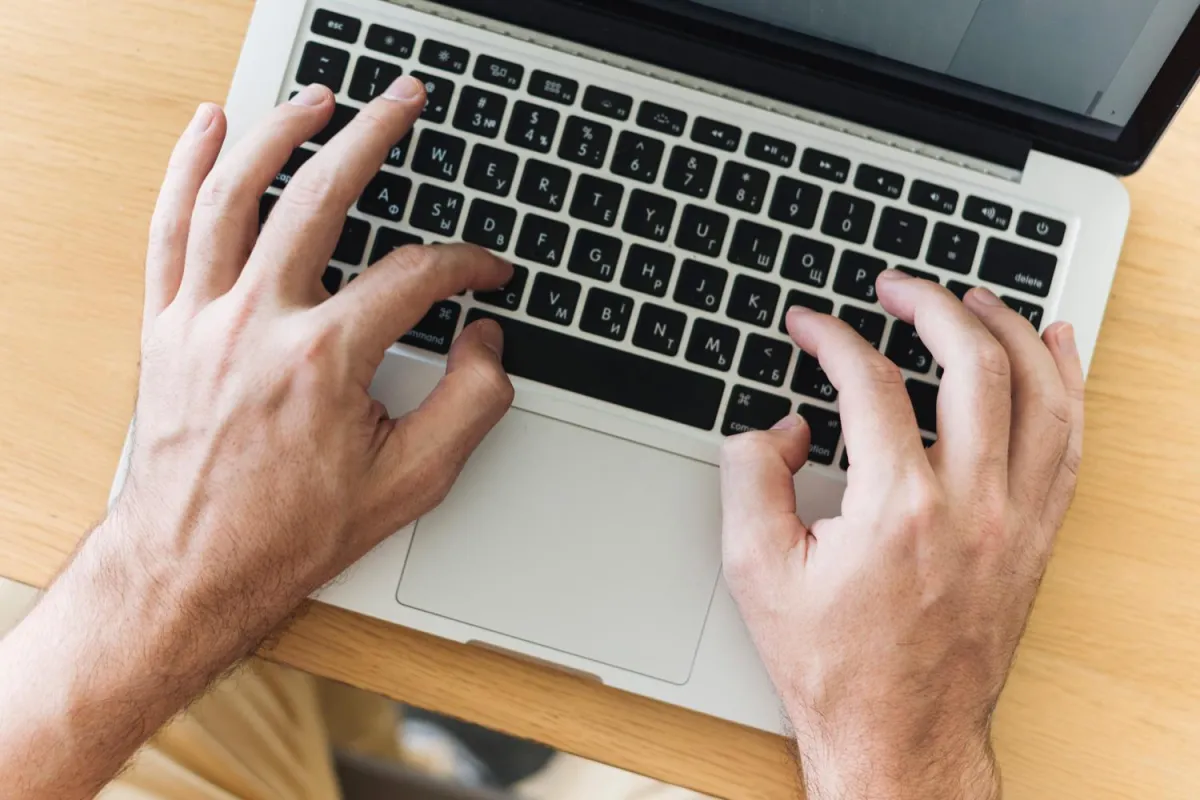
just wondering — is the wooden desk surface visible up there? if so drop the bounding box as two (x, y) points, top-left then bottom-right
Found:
(2, 2), (1199, 797)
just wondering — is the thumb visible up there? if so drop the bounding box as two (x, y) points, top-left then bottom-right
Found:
(719, 416), (812, 593)
(369, 319), (514, 527)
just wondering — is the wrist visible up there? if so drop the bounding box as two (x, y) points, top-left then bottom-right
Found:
(795, 722), (999, 800)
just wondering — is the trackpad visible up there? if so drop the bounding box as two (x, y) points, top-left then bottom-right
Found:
(396, 411), (723, 684)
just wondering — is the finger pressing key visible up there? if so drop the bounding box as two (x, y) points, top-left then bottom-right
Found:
(785, 306), (928, 478)
(250, 75), (427, 298)
(875, 270), (1013, 486)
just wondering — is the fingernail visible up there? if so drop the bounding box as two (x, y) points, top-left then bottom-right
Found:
(289, 83), (329, 107)
(187, 103), (216, 135)
(476, 319), (504, 357)
(877, 269), (912, 282)
(969, 286), (1004, 307)
(382, 75), (425, 102)
(772, 414), (804, 431)
(787, 305), (813, 320)
(1055, 323), (1077, 356)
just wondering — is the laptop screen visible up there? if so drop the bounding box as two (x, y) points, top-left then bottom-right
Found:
(673, 0), (1200, 133)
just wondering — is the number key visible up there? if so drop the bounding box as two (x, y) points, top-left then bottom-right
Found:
(411, 71), (455, 123)
(769, 177), (823, 229)
(663, 146), (717, 199)
(716, 162), (770, 213)
(558, 116), (613, 168)
(453, 86), (508, 138)
(821, 192), (875, 244)
(505, 101), (560, 153)
(611, 131), (665, 183)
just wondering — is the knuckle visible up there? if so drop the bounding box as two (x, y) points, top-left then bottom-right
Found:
(282, 166), (340, 211)
(864, 356), (905, 388)
(194, 173), (239, 213)
(465, 357), (515, 406)
(895, 476), (947, 535)
(972, 340), (1012, 382)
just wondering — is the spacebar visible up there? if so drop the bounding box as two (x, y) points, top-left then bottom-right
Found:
(466, 310), (725, 431)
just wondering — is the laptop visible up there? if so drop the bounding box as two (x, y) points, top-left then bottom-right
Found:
(204, 0), (1198, 733)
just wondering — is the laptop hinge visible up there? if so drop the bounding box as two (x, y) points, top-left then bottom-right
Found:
(397, 0), (1030, 182)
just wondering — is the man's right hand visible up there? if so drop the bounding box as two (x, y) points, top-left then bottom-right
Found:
(720, 271), (1084, 799)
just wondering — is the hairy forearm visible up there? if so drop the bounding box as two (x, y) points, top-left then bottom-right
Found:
(0, 511), (252, 799)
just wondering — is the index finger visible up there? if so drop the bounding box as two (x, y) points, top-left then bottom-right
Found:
(318, 243), (513, 359)
(785, 307), (928, 478)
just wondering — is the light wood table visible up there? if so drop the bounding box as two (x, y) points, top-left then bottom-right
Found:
(2, 2), (1199, 797)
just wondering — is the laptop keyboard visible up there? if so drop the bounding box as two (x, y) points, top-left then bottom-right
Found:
(263, 4), (1070, 471)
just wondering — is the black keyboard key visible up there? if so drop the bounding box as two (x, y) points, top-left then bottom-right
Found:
(506, 101), (559, 153)
(676, 205), (729, 258)
(469, 309), (724, 430)
(527, 273), (582, 326)
(369, 227), (424, 264)
(580, 288), (635, 341)
(728, 221), (782, 273)
(716, 162), (770, 213)
(833, 251), (887, 303)
(474, 55), (524, 90)
(582, 86), (633, 121)
(475, 264), (529, 311)
(738, 334), (792, 388)
(273, 148), (315, 190)
(979, 239), (1057, 298)
(664, 147), (718, 199)
(412, 129), (466, 182)
(311, 103), (359, 146)
(897, 265), (940, 283)
(419, 39), (469, 74)
(402, 301), (461, 354)
(963, 196), (1012, 231)
(357, 171), (413, 222)
(781, 290), (834, 328)
(1002, 296), (1046, 330)
(515, 214), (569, 266)
(569, 175), (624, 228)
(686, 319), (740, 372)
(312, 9), (361, 43)
(1017, 212), (1067, 247)
(558, 116), (613, 169)
(569, 230), (622, 282)
(674, 259), (728, 313)
(638, 101), (687, 137)
(633, 303), (687, 357)
(874, 208), (928, 259)
(801, 148), (850, 183)
(297, 41), (350, 92)
(746, 132), (796, 167)
(799, 405), (842, 465)
(781, 235), (834, 288)
(838, 305), (887, 349)
(453, 86), (508, 138)
(727, 275), (780, 328)
(321, 266), (343, 295)
(411, 71), (455, 123)
(464, 145), (518, 197)
(621, 244), (675, 297)
(529, 70), (578, 105)
(349, 57), (403, 103)
(769, 177), (822, 230)
(387, 134), (412, 169)
(723, 386), (791, 436)
(517, 159), (572, 212)
(947, 280), (973, 301)
(907, 380), (939, 432)
(462, 199), (517, 252)
(855, 164), (904, 200)
(821, 192), (875, 244)
(366, 24), (415, 59)
(259, 193), (279, 228)
(611, 132), (664, 183)
(792, 354), (838, 402)
(885, 321), (933, 374)
(623, 190), (677, 243)
(909, 180), (958, 215)
(408, 183), (464, 236)
(332, 217), (370, 265)
(692, 117), (742, 152)
(926, 223), (980, 274)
